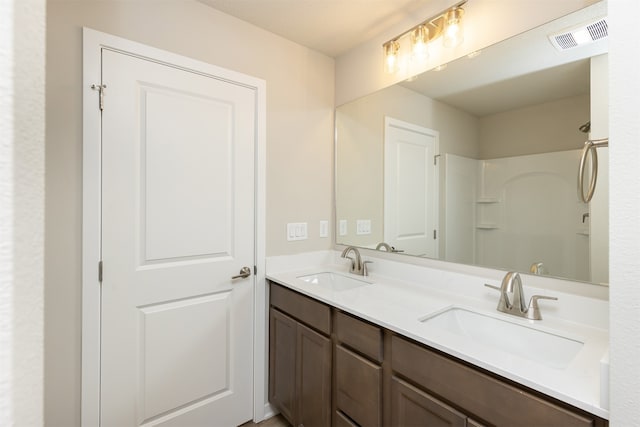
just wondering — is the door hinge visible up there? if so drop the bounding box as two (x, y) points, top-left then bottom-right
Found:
(434, 154), (441, 165)
(91, 84), (107, 111)
(254, 265), (257, 275)
(98, 260), (103, 283)
(433, 230), (437, 239)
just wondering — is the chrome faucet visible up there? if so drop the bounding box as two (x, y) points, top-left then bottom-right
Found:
(376, 242), (392, 251)
(375, 242), (404, 253)
(340, 246), (371, 276)
(484, 272), (557, 320)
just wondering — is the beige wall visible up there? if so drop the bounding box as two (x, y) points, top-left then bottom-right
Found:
(45, 1), (334, 425)
(478, 94), (590, 159)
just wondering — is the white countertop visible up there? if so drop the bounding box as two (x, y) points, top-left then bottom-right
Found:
(266, 250), (610, 419)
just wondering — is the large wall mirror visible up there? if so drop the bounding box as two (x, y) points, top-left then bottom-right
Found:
(336, 1), (608, 285)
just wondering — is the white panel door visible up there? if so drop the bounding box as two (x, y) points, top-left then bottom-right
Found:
(384, 117), (439, 257)
(100, 49), (255, 427)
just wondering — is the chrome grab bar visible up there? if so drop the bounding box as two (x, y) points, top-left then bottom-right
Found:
(578, 138), (608, 203)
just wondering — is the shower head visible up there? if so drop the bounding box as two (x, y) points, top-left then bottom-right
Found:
(579, 121), (591, 133)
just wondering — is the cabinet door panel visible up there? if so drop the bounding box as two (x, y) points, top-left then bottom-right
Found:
(391, 377), (466, 427)
(269, 308), (296, 424)
(297, 323), (332, 427)
(335, 410), (359, 427)
(336, 345), (382, 427)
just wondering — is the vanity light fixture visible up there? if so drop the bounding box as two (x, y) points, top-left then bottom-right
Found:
(442, 7), (465, 48)
(411, 25), (429, 61)
(383, 40), (400, 74)
(383, 0), (467, 74)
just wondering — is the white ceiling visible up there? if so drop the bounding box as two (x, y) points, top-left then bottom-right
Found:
(197, 0), (430, 57)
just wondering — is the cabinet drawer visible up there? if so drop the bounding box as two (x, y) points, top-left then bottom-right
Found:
(391, 335), (597, 426)
(391, 376), (466, 427)
(335, 345), (382, 427)
(335, 311), (382, 363)
(270, 282), (331, 335)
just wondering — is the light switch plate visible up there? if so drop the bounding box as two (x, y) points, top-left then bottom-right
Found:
(319, 220), (329, 238)
(356, 219), (371, 235)
(286, 222), (308, 241)
(339, 220), (348, 236)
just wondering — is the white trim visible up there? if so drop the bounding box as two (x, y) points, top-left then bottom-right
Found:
(81, 28), (103, 427)
(253, 47), (268, 423)
(81, 28), (267, 426)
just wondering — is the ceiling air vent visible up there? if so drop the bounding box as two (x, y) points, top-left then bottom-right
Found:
(548, 17), (608, 51)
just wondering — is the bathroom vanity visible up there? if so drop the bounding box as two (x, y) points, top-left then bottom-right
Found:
(266, 252), (609, 427)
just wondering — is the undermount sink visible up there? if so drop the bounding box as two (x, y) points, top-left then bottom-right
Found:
(297, 272), (372, 291)
(420, 307), (583, 369)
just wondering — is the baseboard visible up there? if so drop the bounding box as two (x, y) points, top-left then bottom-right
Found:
(261, 403), (278, 421)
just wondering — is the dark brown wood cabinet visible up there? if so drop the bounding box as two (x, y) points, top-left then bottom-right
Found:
(269, 283), (332, 427)
(296, 322), (332, 427)
(333, 310), (384, 427)
(391, 376), (468, 427)
(391, 335), (606, 427)
(335, 345), (382, 426)
(268, 280), (607, 427)
(269, 308), (297, 422)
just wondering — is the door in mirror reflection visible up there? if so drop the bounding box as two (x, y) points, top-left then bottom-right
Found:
(384, 117), (439, 258)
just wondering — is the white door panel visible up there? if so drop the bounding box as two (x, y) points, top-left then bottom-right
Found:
(100, 49), (254, 427)
(384, 117), (439, 257)
(143, 88), (233, 261)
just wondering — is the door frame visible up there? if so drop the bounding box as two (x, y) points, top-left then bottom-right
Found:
(81, 28), (267, 426)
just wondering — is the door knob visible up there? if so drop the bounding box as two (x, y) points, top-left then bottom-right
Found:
(231, 266), (252, 280)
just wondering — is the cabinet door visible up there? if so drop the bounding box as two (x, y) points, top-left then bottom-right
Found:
(269, 308), (297, 424)
(335, 345), (382, 427)
(297, 323), (332, 427)
(391, 377), (466, 427)
(335, 411), (359, 427)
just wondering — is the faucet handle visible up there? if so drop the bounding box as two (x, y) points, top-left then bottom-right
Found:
(362, 261), (373, 276)
(526, 295), (558, 320)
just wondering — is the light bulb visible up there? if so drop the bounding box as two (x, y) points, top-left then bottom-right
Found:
(411, 25), (429, 61)
(384, 41), (400, 74)
(442, 7), (464, 48)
